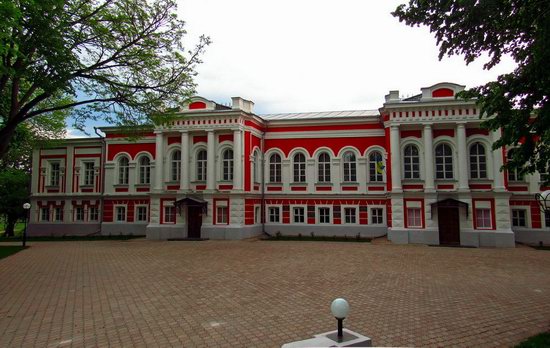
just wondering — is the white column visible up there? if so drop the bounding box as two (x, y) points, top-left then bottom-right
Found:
(180, 131), (189, 191)
(457, 123), (469, 191)
(206, 130), (216, 191)
(233, 129), (242, 190)
(423, 124), (435, 191)
(492, 129), (505, 191)
(154, 131), (163, 191)
(390, 125), (402, 191)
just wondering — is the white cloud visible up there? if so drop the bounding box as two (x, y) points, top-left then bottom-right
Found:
(179, 0), (517, 113)
(64, 128), (86, 139)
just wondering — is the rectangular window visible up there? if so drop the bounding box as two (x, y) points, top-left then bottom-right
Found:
(54, 207), (63, 222)
(546, 211), (550, 228)
(216, 206), (228, 224)
(164, 206), (175, 223)
(293, 207), (305, 223)
(116, 206), (126, 222)
(344, 207), (356, 224)
(50, 162), (60, 186)
(475, 208), (492, 229)
(136, 206), (148, 222)
(75, 207), (85, 221)
(89, 207), (99, 221)
(512, 209), (526, 227)
(371, 208), (384, 225)
(269, 207), (280, 223)
(255, 206), (261, 224)
(406, 208), (422, 228)
(318, 207), (330, 224)
(41, 207), (50, 222)
(84, 162), (95, 185)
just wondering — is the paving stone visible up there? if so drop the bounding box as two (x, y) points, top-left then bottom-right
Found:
(0, 240), (549, 347)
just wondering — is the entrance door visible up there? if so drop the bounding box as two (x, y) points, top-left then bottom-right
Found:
(188, 206), (202, 239)
(438, 207), (460, 245)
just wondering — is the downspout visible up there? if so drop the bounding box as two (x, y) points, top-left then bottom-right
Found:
(261, 124), (270, 237)
(94, 127), (106, 235)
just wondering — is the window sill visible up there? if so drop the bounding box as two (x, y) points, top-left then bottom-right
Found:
(341, 182), (359, 186)
(113, 184), (129, 187)
(315, 182), (333, 186)
(402, 179), (424, 184)
(267, 182), (283, 186)
(79, 184), (94, 188)
(135, 184), (150, 187)
(44, 185), (60, 189)
(290, 182), (307, 186)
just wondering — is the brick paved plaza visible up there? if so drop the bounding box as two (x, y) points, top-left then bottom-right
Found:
(1, 240), (549, 347)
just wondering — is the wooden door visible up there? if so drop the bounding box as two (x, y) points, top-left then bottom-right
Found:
(438, 207), (460, 245)
(188, 206), (202, 239)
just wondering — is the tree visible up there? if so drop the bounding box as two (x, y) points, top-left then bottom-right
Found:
(0, 168), (30, 237)
(393, 1), (550, 181)
(0, 0), (209, 159)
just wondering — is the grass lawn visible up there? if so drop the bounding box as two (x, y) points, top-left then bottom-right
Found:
(0, 246), (26, 260)
(515, 332), (550, 347)
(0, 221), (25, 237)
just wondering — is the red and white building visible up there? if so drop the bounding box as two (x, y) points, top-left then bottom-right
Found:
(28, 83), (550, 246)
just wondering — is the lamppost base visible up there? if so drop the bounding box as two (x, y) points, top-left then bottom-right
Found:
(281, 329), (372, 347)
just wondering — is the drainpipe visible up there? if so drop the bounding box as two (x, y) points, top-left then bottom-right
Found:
(94, 127), (106, 235)
(261, 124), (270, 237)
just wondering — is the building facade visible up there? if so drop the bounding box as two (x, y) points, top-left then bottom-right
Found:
(28, 83), (550, 247)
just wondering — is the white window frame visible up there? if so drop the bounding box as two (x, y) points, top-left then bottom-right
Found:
(216, 206), (229, 225)
(292, 153), (306, 183)
(469, 142), (488, 179)
(267, 205), (282, 224)
(117, 156), (130, 185)
(196, 149), (207, 182)
(370, 206), (385, 225)
(164, 205), (176, 224)
(89, 207), (99, 222)
(342, 151), (357, 183)
(403, 144), (420, 180)
(135, 205), (148, 223)
(83, 161), (95, 186)
(406, 207), (422, 228)
(291, 205), (307, 224)
(40, 207), (50, 222)
(341, 206), (358, 225)
(115, 205), (127, 222)
(475, 208), (492, 229)
(511, 208), (528, 228)
(138, 156), (151, 185)
(435, 143), (454, 180)
(49, 162), (61, 187)
(269, 153), (282, 183)
(54, 207), (63, 222)
(317, 152), (331, 183)
(317, 206), (332, 224)
(74, 206), (85, 222)
(368, 151), (384, 182)
(222, 148), (234, 181)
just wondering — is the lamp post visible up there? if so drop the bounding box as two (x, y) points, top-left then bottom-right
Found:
(330, 298), (349, 340)
(22, 203), (31, 247)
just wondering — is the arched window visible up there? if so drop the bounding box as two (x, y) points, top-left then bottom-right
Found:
(222, 149), (234, 181)
(269, 153), (282, 183)
(469, 142), (487, 179)
(342, 151), (356, 182)
(403, 145), (420, 179)
(293, 153), (306, 183)
(318, 152), (331, 182)
(170, 150), (181, 182)
(435, 144), (453, 179)
(369, 151), (384, 182)
(138, 156), (151, 184)
(253, 150), (260, 183)
(507, 149), (523, 182)
(118, 156), (129, 184)
(196, 150), (207, 181)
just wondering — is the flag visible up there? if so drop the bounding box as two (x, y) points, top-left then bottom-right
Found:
(376, 161), (385, 174)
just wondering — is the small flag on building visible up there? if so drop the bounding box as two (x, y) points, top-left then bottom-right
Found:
(376, 161), (385, 174)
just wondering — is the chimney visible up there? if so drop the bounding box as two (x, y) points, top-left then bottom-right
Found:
(385, 90), (400, 103)
(231, 97), (254, 113)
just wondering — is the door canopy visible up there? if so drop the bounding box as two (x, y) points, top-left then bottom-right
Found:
(175, 195), (208, 214)
(430, 198), (469, 218)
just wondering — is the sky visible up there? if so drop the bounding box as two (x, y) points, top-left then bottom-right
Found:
(66, 0), (517, 138)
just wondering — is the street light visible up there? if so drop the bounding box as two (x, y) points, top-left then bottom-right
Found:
(330, 298), (350, 339)
(535, 190), (550, 214)
(22, 203), (31, 247)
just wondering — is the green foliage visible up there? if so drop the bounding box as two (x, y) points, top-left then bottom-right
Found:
(0, 168), (30, 236)
(0, 0), (209, 158)
(515, 332), (550, 348)
(393, 1), (550, 181)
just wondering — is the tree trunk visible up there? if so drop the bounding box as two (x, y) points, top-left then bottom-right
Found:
(4, 220), (15, 237)
(0, 120), (19, 161)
